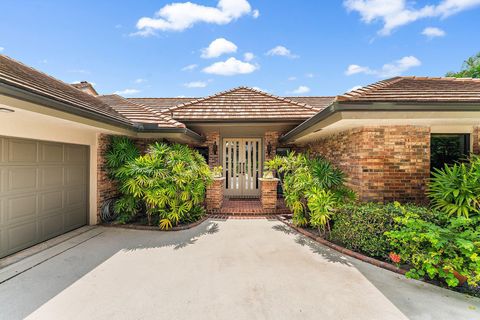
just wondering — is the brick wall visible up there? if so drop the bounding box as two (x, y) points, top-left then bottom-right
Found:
(205, 131), (220, 168)
(206, 178), (224, 212)
(264, 131), (280, 162)
(260, 179), (278, 209)
(309, 126), (431, 204)
(97, 134), (121, 222)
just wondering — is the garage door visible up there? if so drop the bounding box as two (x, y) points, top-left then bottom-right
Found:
(0, 136), (88, 258)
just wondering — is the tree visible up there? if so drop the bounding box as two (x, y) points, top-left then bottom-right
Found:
(446, 52), (480, 78)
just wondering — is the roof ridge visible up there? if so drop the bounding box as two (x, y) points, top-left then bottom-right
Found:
(0, 55), (127, 121)
(337, 77), (405, 101)
(244, 86), (321, 111)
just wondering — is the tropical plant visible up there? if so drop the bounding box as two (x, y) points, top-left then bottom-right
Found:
(446, 52), (480, 78)
(266, 152), (356, 230)
(212, 166), (223, 178)
(329, 203), (435, 259)
(105, 136), (140, 178)
(114, 143), (212, 229)
(385, 203), (480, 287)
(429, 155), (480, 218)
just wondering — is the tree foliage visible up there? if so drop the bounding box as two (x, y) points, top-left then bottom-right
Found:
(446, 52), (480, 78)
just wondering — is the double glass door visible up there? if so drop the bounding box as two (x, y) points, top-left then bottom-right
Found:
(223, 138), (262, 197)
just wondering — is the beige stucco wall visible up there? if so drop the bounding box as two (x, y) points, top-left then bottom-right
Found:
(0, 95), (132, 225)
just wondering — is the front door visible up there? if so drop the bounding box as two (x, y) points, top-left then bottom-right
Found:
(223, 138), (262, 197)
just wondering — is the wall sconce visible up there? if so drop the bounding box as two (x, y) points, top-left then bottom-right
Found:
(213, 141), (218, 155)
(267, 141), (272, 156)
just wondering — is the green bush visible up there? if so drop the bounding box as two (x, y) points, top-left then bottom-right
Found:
(429, 155), (480, 218)
(266, 152), (355, 231)
(329, 203), (434, 259)
(386, 204), (480, 287)
(108, 141), (212, 229)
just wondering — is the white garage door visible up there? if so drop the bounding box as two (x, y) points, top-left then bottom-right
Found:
(0, 136), (88, 258)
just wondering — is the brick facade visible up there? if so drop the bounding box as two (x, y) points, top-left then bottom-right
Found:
(264, 131), (280, 162)
(97, 134), (121, 222)
(309, 126), (431, 204)
(474, 126), (480, 155)
(206, 178), (224, 212)
(259, 178), (279, 209)
(205, 131), (220, 168)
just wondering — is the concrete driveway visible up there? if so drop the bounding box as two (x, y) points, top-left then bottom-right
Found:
(0, 218), (478, 320)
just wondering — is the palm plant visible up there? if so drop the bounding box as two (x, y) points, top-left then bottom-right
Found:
(114, 143), (212, 229)
(105, 136), (140, 178)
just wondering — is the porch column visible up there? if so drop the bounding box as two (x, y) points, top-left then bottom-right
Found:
(473, 126), (480, 155)
(264, 131), (280, 162)
(206, 177), (225, 213)
(206, 131), (220, 168)
(259, 178), (279, 210)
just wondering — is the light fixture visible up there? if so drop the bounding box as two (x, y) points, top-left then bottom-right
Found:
(213, 141), (218, 155)
(267, 141), (272, 156)
(0, 107), (15, 113)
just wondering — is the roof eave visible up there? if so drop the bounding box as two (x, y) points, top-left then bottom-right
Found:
(0, 80), (134, 130)
(137, 124), (205, 143)
(279, 100), (480, 143)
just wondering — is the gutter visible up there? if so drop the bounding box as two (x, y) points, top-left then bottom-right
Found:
(280, 101), (480, 143)
(0, 81), (204, 142)
(0, 81), (134, 130)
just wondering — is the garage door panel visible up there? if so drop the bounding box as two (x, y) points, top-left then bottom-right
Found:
(6, 221), (38, 254)
(65, 207), (87, 230)
(0, 136), (88, 258)
(40, 166), (64, 188)
(39, 143), (64, 163)
(6, 193), (37, 224)
(39, 213), (65, 240)
(65, 145), (87, 163)
(8, 139), (38, 163)
(39, 190), (64, 214)
(7, 167), (38, 192)
(65, 166), (86, 186)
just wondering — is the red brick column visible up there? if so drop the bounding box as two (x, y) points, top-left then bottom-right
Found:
(206, 178), (225, 212)
(259, 178), (279, 210)
(264, 131), (280, 161)
(205, 131), (220, 168)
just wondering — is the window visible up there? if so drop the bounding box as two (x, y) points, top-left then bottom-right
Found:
(195, 147), (209, 164)
(430, 134), (470, 171)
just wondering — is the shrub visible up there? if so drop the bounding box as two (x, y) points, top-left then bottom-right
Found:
(386, 203), (480, 287)
(429, 155), (480, 218)
(105, 136), (140, 177)
(113, 142), (212, 229)
(266, 152), (355, 231)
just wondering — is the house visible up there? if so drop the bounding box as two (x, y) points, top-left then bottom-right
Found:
(1, 54), (479, 258)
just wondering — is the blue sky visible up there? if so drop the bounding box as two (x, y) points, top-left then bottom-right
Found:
(1, 0), (479, 97)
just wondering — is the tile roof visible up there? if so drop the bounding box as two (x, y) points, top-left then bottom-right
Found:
(337, 76), (480, 103)
(98, 95), (185, 128)
(0, 55), (130, 125)
(128, 97), (197, 111)
(284, 96), (335, 110)
(159, 87), (326, 121)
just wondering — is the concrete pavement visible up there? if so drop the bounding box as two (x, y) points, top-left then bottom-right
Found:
(0, 218), (478, 319)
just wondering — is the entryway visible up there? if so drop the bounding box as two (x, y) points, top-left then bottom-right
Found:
(222, 138), (262, 197)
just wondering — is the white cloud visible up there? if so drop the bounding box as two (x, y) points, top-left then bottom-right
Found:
(252, 86), (267, 92)
(344, 0), (480, 35)
(134, 78), (147, 84)
(348, 85), (363, 92)
(201, 38), (237, 58)
(288, 76), (297, 81)
(289, 86), (310, 94)
(422, 27), (446, 37)
(184, 81), (208, 88)
(345, 56), (421, 77)
(0, 47), (5, 52)
(252, 9), (260, 18)
(135, 0), (253, 35)
(114, 88), (140, 96)
(244, 52), (255, 61)
(203, 57), (258, 76)
(69, 69), (90, 74)
(266, 45), (298, 58)
(305, 73), (314, 78)
(182, 64), (198, 71)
